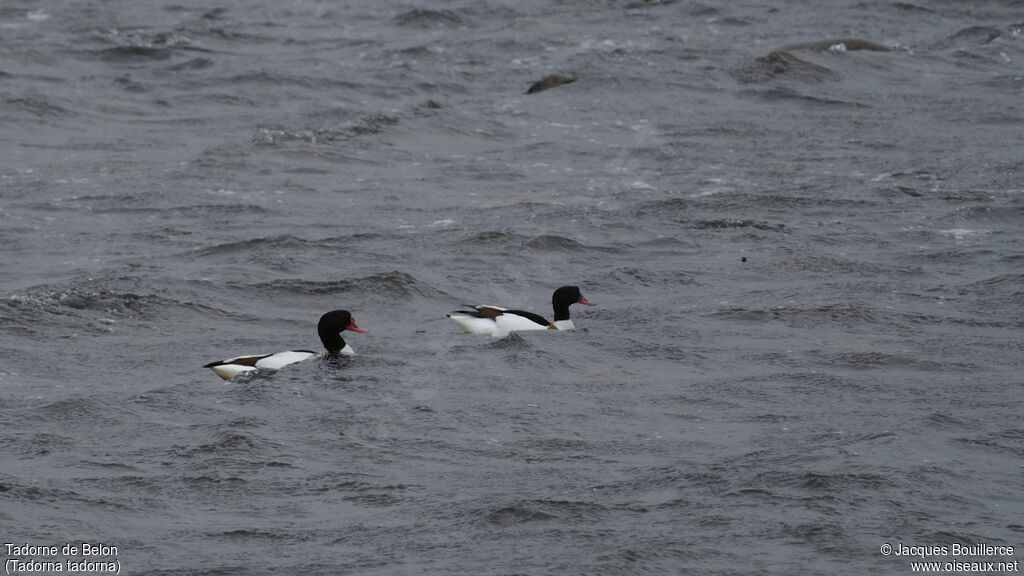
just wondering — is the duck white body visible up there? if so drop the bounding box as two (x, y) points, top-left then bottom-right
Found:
(447, 286), (593, 338)
(206, 346), (354, 380)
(205, 311), (364, 381)
(448, 308), (556, 337)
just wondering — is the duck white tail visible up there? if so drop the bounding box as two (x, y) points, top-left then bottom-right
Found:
(210, 363), (258, 381)
(447, 313), (502, 336)
(205, 351), (318, 381)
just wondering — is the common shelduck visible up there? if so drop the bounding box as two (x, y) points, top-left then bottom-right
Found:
(204, 310), (368, 380)
(447, 285), (595, 337)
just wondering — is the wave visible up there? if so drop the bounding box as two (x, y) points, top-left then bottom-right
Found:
(206, 528), (288, 540)
(165, 57), (214, 71)
(0, 475), (133, 510)
(231, 271), (449, 300)
(526, 234), (588, 251)
(253, 113), (400, 146)
(739, 87), (866, 107)
(96, 46), (174, 62)
(605, 266), (697, 288)
(736, 51), (836, 84)
(31, 397), (127, 425)
(711, 303), (885, 327)
(448, 231), (618, 253)
(394, 9), (465, 28)
(38, 200), (272, 215)
(753, 469), (895, 491)
(782, 38), (892, 52)
(954, 434), (1024, 457)
(690, 218), (787, 232)
(966, 272), (1024, 289)
(3, 96), (70, 118)
(480, 499), (611, 526)
(812, 349), (965, 371)
(945, 26), (1002, 47)
(223, 71), (365, 90)
(0, 283), (237, 336)
(192, 234), (377, 257)
(635, 194), (877, 216)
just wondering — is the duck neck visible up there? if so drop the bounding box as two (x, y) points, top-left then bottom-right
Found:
(553, 302), (572, 322)
(319, 331), (347, 355)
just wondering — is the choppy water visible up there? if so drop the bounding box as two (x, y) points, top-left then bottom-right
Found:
(2, 1), (1022, 574)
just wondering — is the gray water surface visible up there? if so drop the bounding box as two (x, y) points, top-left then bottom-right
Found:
(2, 1), (1022, 574)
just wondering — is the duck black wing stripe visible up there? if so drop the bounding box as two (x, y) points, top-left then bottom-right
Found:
(204, 353), (272, 368)
(504, 309), (551, 327)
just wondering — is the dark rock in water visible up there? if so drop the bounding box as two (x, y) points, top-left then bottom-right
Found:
(736, 51), (835, 83)
(526, 74), (576, 95)
(782, 38), (892, 52)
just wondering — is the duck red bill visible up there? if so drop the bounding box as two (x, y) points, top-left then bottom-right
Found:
(578, 295), (596, 306)
(347, 319), (368, 333)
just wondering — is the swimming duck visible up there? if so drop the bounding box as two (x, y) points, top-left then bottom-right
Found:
(447, 285), (595, 337)
(204, 310), (367, 380)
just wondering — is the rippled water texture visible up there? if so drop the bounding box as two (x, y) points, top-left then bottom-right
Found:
(2, 1), (1022, 574)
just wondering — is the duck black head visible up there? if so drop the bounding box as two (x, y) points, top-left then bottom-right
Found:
(317, 310), (368, 354)
(551, 285), (596, 321)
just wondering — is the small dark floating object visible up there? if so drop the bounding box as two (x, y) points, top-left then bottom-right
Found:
(782, 38), (892, 52)
(526, 74), (576, 95)
(741, 256), (747, 263)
